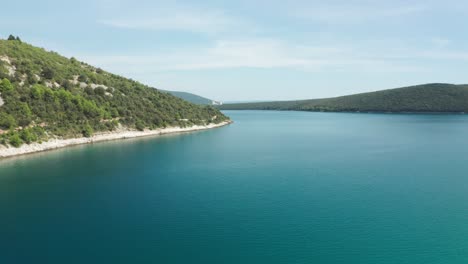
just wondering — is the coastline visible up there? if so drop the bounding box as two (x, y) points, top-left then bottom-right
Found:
(0, 121), (232, 158)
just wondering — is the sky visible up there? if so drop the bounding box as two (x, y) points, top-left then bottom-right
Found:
(2, 0), (468, 101)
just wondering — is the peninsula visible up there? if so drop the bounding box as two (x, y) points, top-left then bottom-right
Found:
(219, 83), (468, 113)
(0, 36), (230, 157)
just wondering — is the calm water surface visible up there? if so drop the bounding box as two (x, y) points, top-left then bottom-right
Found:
(1, 111), (468, 263)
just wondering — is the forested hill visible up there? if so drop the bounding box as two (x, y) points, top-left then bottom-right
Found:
(161, 90), (216, 105)
(0, 36), (229, 147)
(219, 83), (468, 113)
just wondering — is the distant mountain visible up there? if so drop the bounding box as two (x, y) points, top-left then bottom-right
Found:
(161, 90), (222, 105)
(219, 83), (468, 113)
(0, 37), (229, 147)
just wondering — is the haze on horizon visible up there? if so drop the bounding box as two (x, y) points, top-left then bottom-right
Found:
(3, 0), (468, 101)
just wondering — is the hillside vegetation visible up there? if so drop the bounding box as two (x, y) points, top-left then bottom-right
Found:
(220, 83), (468, 113)
(0, 36), (228, 147)
(161, 90), (215, 105)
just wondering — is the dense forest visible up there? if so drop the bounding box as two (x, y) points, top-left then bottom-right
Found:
(220, 83), (468, 113)
(0, 36), (229, 147)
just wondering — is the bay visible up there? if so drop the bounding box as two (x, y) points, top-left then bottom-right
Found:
(1, 110), (468, 263)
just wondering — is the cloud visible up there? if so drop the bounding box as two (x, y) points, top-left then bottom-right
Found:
(99, 7), (249, 34)
(78, 38), (428, 75)
(430, 37), (451, 47)
(416, 50), (468, 60)
(292, 4), (426, 23)
(79, 39), (341, 72)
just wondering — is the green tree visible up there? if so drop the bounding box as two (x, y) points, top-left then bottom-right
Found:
(82, 123), (94, 137)
(0, 78), (14, 92)
(16, 103), (33, 127)
(9, 133), (23, 147)
(0, 113), (17, 129)
(7, 35), (16, 41)
(41, 67), (55, 80)
(30, 85), (45, 99)
(20, 128), (37, 144)
(61, 79), (72, 90)
(135, 120), (145, 131)
(78, 74), (87, 82)
(95, 86), (106, 96)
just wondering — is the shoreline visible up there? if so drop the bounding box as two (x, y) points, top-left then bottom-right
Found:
(0, 121), (232, 159)
(221, 109), (468, 115)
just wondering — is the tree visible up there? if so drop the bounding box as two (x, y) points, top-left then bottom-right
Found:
(16, 103), (33, 127)
(61, 80), (72, 90)
(7, 35), (16, 41)
(27, 74), (37, 85)
(0, 78), (14, 92)
(82, 123), (94, 137)
(41, 67), (55, 80)
(9, 133), (23, 147)
(84, 86), (94, 95)
(95, 86), (106, 96)
(0, 113), (17, 129)
(78, 74), (87, 82)
(20, 129), (37, 144)
(135, 120), (145, 131)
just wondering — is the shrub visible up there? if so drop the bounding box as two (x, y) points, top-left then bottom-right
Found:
(82, 123), (94, 137)
(0, 78), (14, 92)
(78, 74), (87, 82)
(95, 87), (106, 96)
(20, 128), (37, 144)
(41, 67), (55, 80)
(61, 80), (72, 90)
(135, 120), (145, 131)
(0, 113), (17, 129)
(9, 133), (23, 147)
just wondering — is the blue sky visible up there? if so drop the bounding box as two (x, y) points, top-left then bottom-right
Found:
(2, 0), (468, 101)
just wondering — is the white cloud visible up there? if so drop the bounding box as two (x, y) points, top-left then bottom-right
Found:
(292, 4), (426, 23)
(79, 39), (340, 72)
(99, 7), (249, 34)
(79, 38), (428, 75)
(416, 50), (468, 60)
(430, 37), (451, 47)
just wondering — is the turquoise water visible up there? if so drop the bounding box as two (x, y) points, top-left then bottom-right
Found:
(1, 110), (468, 263)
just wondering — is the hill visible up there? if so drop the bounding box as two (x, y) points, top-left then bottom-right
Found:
(219, 83), (468, 113)
(0, 37), (229, 148)
(161, 90), (220, 105)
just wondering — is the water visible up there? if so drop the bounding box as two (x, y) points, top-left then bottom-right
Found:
(1, 110), (468, 264)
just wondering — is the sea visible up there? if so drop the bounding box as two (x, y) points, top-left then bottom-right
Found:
(1, 110), (468, 263)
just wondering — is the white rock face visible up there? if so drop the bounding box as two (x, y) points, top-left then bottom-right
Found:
(0, 95), (4, 107)
(0, 55), (16, 76)
(71, 75), (79, 84)
(90, 83), (108, 90)
(0, 56), (11, 64)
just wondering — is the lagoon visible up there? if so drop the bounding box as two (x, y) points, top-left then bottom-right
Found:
(1, 110), (468, 263)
